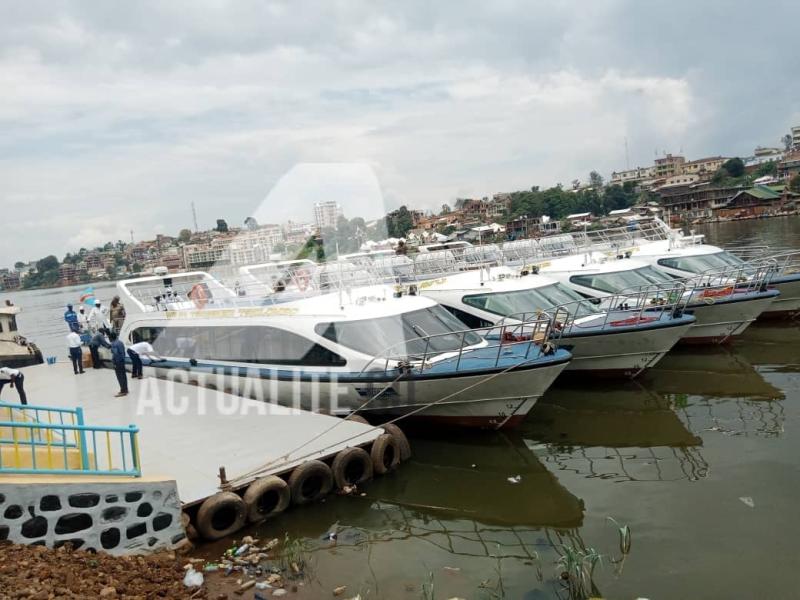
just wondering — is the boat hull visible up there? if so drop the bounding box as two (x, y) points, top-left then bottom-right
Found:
(679, 293), (777, 344)
(561, 320), (693, 378)
(761, 276), (800, 318)
(132, 354), (570, 431)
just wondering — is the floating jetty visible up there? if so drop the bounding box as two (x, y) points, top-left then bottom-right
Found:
(0, 361), (407, 551)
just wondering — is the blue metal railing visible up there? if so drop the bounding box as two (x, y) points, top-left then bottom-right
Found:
(0, 403), (141, 477)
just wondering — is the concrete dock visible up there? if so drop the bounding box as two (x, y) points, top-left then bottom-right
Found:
(4, 362), (382, 506)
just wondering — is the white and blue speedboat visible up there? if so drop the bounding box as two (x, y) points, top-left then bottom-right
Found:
(117, 273), (571, 429)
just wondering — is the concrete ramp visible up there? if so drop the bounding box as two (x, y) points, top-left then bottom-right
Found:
(8, 362), (382, 506)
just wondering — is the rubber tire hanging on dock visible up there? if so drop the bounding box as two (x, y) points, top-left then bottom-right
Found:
(195, 492), (247, 541)
(370, 433), (401, 475)
(288, 460), (334, 505)
(331, 447), (373, 489)
(242, 475), (291, 523)
(347, 414), (370, 425)
(381, 423), (412, 461)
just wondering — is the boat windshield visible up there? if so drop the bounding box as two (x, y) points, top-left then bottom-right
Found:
(657, 251), (748, 274)
(462, 284), (600, 318)
(315, 306), (483, 358)
(570, 266), (673, 294)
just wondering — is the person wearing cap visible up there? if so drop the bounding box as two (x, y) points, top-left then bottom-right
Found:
(89, 301), (110, 333)
(109, 296), (126, 333)
(0, 365), (27, 405)
(77, 306), (90, 332)
(66, 330), (85, 375)
(64, 304), (79, 333)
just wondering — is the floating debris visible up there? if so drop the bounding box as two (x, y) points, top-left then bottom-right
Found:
(739, 496), (755, 508)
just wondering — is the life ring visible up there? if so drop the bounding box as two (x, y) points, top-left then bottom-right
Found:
(331, 447), (373, 489)
(370, 433), (401, 475)
(381, 423), (412, 461)
(296, 268), (311, 291)
(189, 283), (208, 309)
(288, 460), (333, 505)
(242, 475), (291, 523)
(195, 492), (247, 541)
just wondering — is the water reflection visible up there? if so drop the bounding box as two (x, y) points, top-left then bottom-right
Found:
(526, 384), (708, 483)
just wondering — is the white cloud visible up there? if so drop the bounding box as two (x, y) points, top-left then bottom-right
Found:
(0, 0), (798, 265)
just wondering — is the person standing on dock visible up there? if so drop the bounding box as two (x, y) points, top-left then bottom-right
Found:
(66, 330), (85, 375)
(0, 365), (27, 405)
(89, 301), (110, 333)
(127, 341), (162, 379)
(88, 329), (111, 369)
(64, 304), (79, 333)
(77, 306), (89, 332)
(109, 332), (128, 397)
(109, 296), (126, 333)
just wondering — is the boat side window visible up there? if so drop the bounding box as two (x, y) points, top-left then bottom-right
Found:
(8, 316), (17, 332)
(130, 325), (345, 366)
(569, 274), (617, 294)
(442, 305), (493, 329)
(316, 307), (483, 358)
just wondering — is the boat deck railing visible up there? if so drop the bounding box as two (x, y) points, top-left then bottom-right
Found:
(359, 314), (559, 377)
(494, 282), (690, 336)
(0, 402), (141, 477)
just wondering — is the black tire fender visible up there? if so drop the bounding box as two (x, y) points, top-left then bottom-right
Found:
(242, 475), (291, 523)
(381, 423), (412, 461)
(370, 433), (401, 475)
(288, 460), (334, 505)
(331, 447), (373, 488)
(195, 492), (247, 541)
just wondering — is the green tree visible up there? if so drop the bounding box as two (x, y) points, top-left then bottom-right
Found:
(783, 134), (793, 151)
(789, 174), (800, 194)
(385, 206), (415, 238)
(13, 261), (24, 269)
(178, 228), (192, 243)
(37, 255), (59, 272)
(589, 171), (604, 188)
(722, 157), (745, 178)
(754, 161), (777, 177)
(132, 263), (143, 273)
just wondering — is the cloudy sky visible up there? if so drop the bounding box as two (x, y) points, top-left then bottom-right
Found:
(2, 1), (799, 265)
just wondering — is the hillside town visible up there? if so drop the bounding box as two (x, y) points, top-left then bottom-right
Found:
(3, 125), (800, 291)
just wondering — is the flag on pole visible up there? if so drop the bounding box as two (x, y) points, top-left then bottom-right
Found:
(79, 287), (96, 306)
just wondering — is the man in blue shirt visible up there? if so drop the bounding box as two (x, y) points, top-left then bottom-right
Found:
(108, 332), (128, 397)
(64, 304), (79, 333)
(88, 329), (111, 369)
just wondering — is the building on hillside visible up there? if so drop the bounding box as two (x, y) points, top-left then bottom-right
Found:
(777, 150), (800, 180)
(744, 149), (784, 173)
(681, 156), (727, 177)
(663, 173), (700, 187)
(755, 146), (783, 157)
(182, 243), (231, 269)
(157, 249), (185, 273)
(658, 182), (747, 222)
(714, 185), (795, 219)
(505, 215), (561, 240)
(792, 125), (800, 150)
(313, 201), (343, 230)
(654, 154), (686, 178)
(610, 166), (656, 186)
(565, 212), (593, 227)
(58, 263), (78, 286)
(0, 271), (20, 290)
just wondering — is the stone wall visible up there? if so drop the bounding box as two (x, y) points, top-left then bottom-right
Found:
(0, 479), (186, 555)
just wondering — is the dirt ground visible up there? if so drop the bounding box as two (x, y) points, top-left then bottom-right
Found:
(0, 541), (321, 600)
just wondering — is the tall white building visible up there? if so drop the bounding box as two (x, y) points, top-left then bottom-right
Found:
(792, 125), (800, 150)
(313, 201), (343, 230)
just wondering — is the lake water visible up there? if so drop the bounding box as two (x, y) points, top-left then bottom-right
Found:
(4, 219), (800, 598)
